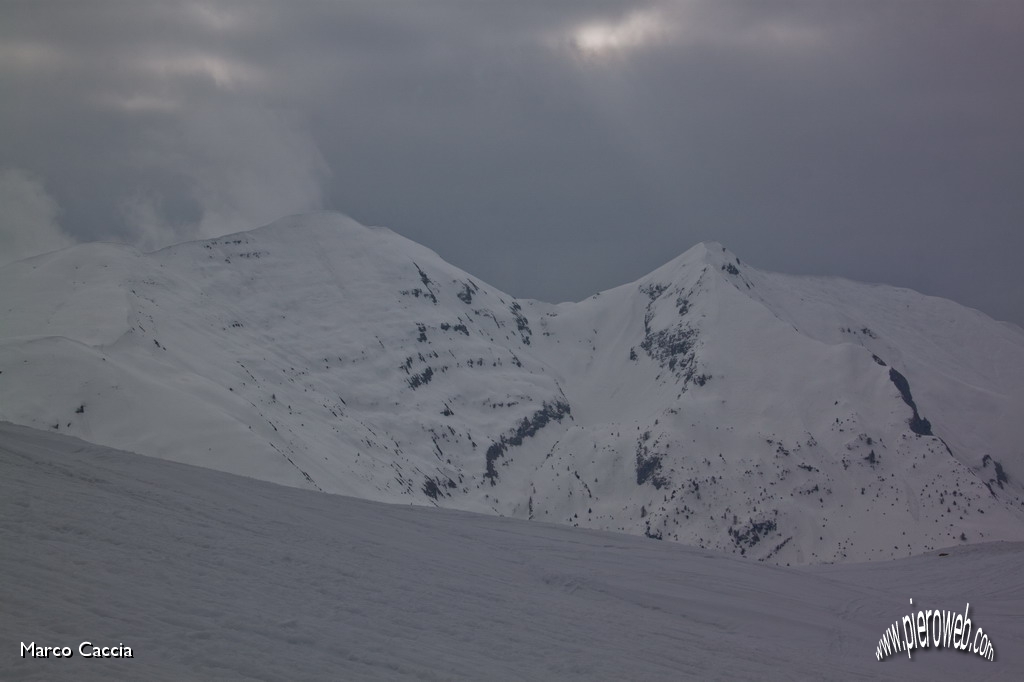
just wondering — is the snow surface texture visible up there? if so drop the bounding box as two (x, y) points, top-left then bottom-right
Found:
(2, 422), (1022, 681)
(2, 212), (1023, 564)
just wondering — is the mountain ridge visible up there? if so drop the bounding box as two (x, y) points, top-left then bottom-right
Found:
(2, 211), (1022, 564)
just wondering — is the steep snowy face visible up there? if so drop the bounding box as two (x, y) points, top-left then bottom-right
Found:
(520, 243), (1024, 562)
(2, 214), (1023, 563)
(0, 214), (566, 504)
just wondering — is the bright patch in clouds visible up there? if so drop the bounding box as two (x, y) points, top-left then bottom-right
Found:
(566, 3), (822, 59)
(572, 9), (668, 56)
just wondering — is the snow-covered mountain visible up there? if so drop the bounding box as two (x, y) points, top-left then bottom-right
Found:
(2, 212), (1022, 563)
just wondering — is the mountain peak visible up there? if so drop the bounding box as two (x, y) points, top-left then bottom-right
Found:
(683, 240), (741, 269)
(2, 214), (1023, 564)
(153, 211), (397, 255)
(634, 240), (745, 293)
(248, 211), (389, 239)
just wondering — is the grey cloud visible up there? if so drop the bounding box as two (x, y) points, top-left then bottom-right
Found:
(0, 1), (1021, 324)
(0, 168), (74, 265)
(118, 104), (330, 250)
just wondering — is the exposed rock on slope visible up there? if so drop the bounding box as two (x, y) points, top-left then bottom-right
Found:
(2, 212), (1022, 563)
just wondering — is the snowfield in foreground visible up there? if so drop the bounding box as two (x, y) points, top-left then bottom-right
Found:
(2, 422), (1022, 681)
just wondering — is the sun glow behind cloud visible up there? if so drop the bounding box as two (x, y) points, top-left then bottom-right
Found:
(571, 9), (669, 57)
(565, 2), (823, 61)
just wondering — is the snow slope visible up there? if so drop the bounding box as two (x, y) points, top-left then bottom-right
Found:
(1, 212), (1023, 563)
(2, 422), (1021, 681)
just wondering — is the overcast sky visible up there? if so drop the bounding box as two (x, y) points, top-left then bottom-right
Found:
(2, 1), (1022, 324)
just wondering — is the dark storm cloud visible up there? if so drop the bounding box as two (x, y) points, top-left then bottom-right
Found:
(1, 1), (1021, 324)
